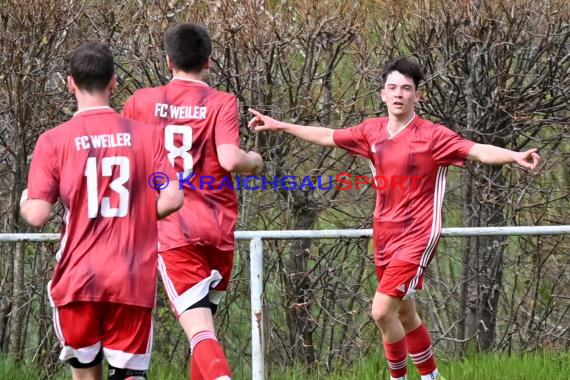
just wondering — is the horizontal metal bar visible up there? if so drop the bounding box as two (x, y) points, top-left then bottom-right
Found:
(236, 229), (373, 240)
(0, 233), (61, 242)
(237, 226), (570, 239)
(1, 225), (570, 242)
(237, 225), (570, 238)
(441, 226), (570, 237)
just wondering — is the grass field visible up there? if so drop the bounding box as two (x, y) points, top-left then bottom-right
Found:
(271, 351), (570, 380)
(2, 351), (569, 379)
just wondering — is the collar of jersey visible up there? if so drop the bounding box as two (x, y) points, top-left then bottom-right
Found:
(171, 77), (209, 87)
(73, 106), (114, 117)
(387, 113), (416, 139)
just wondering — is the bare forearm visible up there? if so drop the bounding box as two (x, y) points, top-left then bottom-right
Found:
(230, 149), (260, 173)
(467, 143), (540, 169)
(156, 203), (178, 219)
(217, 145), (263, 174)
(156, 181), (183, 219)
(277, 122), (336, 147)
(20, 203), (41, 226)
(20, 196), (55, 227)
(468, 144), (517, 165)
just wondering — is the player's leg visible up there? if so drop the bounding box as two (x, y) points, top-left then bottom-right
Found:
(70, 364), (103, 380)
(183, 247), (233, 380)
(372, 266), (408, 380)
(158, 245), (232, 380)
(181, 245), (233, 380)
(372, 291), (406, 342)
(102, 303), (153, 380)
(180, 305), (230, 380)
(52, 301), (105, 380)
(399, 287), (440, 379)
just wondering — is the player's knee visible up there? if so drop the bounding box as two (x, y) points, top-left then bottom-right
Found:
(67, 349), (103, 368)
(398, 310), (420, 330)
(108, 365), (147, 380)
(372, 305), (397, 327)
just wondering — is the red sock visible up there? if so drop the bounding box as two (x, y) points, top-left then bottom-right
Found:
(190, 352), (204, 380)
(406, 323), (437, 375)
(190, 330), (231, 380)
(383, 337), (407, 378)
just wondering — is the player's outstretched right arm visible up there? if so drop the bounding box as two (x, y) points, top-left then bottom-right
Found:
(156, 180), (183, 219)
(467, 144), (541, 170)
(248, 108), (337, 148)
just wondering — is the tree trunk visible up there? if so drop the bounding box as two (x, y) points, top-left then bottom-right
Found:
(463, 164), (507, 351)
(9, 242), (25, 359)
(459, 169), (474, 352)
(286, 203), (319, 367)
(0, 268), (13, 352)
(284, 34), (334, 368)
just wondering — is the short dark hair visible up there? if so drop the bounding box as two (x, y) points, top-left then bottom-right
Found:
(69, 42), (114, 92)
(381, 57), (424, 89)
(165, 23), (212, 73)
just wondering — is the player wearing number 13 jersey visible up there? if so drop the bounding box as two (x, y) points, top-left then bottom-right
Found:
(123, 24), (263, 380)
(21, 42), (183, 380)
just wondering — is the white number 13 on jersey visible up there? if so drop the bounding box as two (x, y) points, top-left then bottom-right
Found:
(164, 124), (193, 176)
(84, 156), (130, 218)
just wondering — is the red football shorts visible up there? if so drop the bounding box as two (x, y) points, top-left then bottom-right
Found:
(376, 259), (427, 300)
(158, 244), (234, 318)
(52, 301), (153, 370)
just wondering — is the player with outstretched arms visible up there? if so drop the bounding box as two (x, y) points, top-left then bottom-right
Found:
(248, 57), (540, 380)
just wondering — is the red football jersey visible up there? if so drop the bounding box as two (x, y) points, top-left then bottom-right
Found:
(27, 107), (177, 308)
(123, 78), (239, 252)
(333, 115), (475, 266)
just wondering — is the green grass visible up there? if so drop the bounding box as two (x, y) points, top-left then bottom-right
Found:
(0, 357), (189, 379)
(0, 358), (42, 379)
(2, 351), (570, 379)
(272, 351), (570, 380)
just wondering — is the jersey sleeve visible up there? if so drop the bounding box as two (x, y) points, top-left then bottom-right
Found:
(214, 95), (240, 147)
(27, 133), (59, 203)
(122, 94), (136, 119)
(431, 124), (475, 166)
(332, 121), (370, 158)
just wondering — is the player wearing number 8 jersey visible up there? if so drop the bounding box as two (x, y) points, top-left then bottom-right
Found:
(123, 24), (263, 380)
(20, 42), (183, 380)
(123, 71), (238, 253)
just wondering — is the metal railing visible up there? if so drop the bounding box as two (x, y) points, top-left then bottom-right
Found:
(2, 224), (570, 379)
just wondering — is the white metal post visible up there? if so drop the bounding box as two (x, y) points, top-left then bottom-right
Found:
(249, 236), (264, 380)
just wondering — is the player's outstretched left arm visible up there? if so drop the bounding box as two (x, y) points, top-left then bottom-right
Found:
(467, 144), (541, 170)
(20, 189), (55, 227)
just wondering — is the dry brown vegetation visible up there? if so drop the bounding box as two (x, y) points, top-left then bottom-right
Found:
(0, 0), (568, 376)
